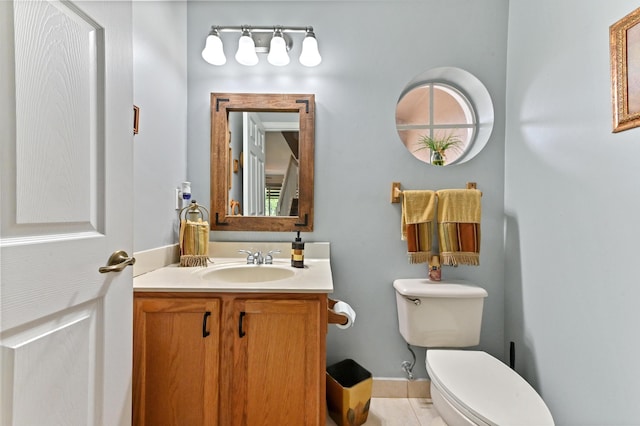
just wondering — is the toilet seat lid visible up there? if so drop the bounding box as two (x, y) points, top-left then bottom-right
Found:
(426, 350), (554, 426)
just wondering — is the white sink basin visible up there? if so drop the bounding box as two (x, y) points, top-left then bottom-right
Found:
(201, 264), (296, 283)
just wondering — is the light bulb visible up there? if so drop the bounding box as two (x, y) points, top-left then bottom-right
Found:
(267, 33), (290, 66)
(299, 31), (321, 67)
(235, 30), (258, 66)
(201, 30), (226, 65)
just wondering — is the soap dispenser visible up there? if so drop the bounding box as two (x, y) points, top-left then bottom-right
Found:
(291, 231), (305, 268)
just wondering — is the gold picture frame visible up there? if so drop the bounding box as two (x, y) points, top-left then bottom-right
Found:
(610, 7), (640, 132)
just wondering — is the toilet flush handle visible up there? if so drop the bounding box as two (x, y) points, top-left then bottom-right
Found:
(404, 297), (421, 306)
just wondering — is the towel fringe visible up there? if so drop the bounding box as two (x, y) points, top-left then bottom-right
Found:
(179, 255), (209, 267)
(440, 252), (480, 266)
(408, 251), (432, 265)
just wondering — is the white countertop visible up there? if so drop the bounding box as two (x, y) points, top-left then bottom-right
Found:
(134, 257), (333, 293)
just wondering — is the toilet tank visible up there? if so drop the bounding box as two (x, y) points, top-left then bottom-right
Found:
(393, 279), (488, 348)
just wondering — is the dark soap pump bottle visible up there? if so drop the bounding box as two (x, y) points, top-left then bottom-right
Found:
(291, 231), (305, 268)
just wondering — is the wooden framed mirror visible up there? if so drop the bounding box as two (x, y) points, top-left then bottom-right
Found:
(210, 93), (315, 231)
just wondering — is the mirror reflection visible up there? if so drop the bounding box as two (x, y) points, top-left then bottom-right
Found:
(210, 93), (315, 232)
(228, 112), (300, 217)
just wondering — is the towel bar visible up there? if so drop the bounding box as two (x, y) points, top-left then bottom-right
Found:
(390, 181), (480, 203)
(327, 298), (348, 325)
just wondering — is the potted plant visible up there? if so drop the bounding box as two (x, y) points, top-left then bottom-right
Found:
(415, 134), (462, 166)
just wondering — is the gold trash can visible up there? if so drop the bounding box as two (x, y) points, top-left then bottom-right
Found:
(326, 359), (373, 426)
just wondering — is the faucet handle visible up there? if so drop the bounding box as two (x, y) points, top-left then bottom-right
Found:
(238, 249), (255, 264)
(265, 250), (281, 264)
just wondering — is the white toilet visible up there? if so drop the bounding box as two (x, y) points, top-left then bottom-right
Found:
(393, 278), (554, 426)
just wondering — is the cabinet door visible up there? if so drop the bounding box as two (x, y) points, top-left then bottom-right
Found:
(133, 298), (220, 426)
(231, 298), (322, 426)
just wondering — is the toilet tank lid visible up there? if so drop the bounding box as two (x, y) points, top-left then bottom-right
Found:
(393, 279), (488, 298)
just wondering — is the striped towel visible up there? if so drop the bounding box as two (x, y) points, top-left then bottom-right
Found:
(402, 190), (436, 264)
(179, 219), (210, 267)
(436, 189), (481, 266)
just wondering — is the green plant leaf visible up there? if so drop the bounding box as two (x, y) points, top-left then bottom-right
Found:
(414, 133), (462, 156)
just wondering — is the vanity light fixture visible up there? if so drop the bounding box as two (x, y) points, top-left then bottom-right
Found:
(299, 28), (322, 67)
(201, 28), (226, 65)
(267, 28), (290, 66)
(201, 25), (322, 67)
(235, 28), (259, 66)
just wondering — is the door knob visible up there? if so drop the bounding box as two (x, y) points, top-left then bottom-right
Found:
(99, 250), (136, 273)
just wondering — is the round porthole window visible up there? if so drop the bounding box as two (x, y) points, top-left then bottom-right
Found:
(395, 67), (494, 166)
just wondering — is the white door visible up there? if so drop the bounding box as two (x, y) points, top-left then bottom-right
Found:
(0, 1), (133, 425)
(242, 112), (266, 216)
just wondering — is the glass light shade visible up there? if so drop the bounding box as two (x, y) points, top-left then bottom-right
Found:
(201, 34), (226, 66)
(235, 34), (258, 66)
(267, 35), (290, 66)
(299, 35), (321, 67)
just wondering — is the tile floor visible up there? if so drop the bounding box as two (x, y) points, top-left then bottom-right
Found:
(326, 398), (447, 426)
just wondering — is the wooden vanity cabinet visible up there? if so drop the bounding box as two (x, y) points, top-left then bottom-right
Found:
(133, 297), (221, 426)
(133, 292), (327, 426)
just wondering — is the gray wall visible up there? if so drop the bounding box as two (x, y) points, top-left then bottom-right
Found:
(131, 0), (640, 422)
(133, 1), (188, 252)
(505, 0), (640, 423)
(186, 0), (508, 378)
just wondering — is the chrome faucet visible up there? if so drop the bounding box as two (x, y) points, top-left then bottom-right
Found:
(239, 249), (280, 264)
(265, 250), (281, 264)
(238, 249), (256, 264)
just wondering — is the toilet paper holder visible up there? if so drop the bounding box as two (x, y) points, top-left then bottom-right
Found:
(327, 298), (349, 326)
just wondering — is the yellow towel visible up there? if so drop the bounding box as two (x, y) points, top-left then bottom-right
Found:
(402, 190), (436, 264)
(436, 189), (481, 266)
(179, 218), (210, 267)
